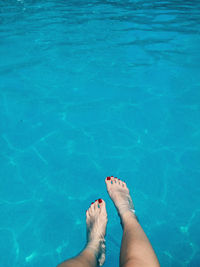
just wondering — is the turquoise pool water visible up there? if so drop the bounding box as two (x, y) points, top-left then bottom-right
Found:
(0, 1), (200, 266)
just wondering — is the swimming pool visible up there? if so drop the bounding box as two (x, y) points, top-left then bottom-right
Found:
(0, 0), (200, 266)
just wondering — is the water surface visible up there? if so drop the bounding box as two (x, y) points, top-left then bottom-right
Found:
(0, 1), (200, 266)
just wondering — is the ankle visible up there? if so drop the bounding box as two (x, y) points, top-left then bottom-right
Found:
(86, 240), (99, 254)
(120, 210), (139, 228)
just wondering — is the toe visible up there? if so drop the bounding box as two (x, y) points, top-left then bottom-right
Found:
(105, 177), (112, 189)
(98, 198), (105, 207)
(123, 182), (128, 189)
(119, 179), (123, 186)
(105, 176), (111, 183)
(110, 176), (115, 185)
(88, 202), (94, 215)
(114, 177), (119, 184)
(94, 200), (99, 210)
(98, 199), (107, 215)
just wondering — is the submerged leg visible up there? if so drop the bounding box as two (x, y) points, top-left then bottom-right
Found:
(58, 199), (108, 267)
(57, 249), (98, 267)
(105, 176), (160, 267)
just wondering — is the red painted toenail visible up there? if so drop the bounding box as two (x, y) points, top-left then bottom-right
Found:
(106, 177), (111, 180)
(98, 199), (102, 203)
(91, 202), (94, 204)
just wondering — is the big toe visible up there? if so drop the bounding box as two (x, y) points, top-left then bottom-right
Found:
(98, 199), (107, 217)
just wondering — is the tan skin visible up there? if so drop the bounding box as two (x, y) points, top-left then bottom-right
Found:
(58, 177), (160, 267)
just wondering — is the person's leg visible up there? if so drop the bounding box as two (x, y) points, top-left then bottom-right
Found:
(58, 199), (108, 267)
(57, 249), (97, 267)
(105, 177), (160, 267)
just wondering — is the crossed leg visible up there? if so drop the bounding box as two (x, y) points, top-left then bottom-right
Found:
(58, 177), (160, 267)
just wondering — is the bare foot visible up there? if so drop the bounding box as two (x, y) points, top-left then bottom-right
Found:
(105, 176), (137, 224)
(86, 199), (108, 266)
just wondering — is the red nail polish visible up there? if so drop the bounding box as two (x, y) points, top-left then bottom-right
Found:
(106, 177), (111, 180)
(91, 202), (94, 204)
(98, 199), (102, 203)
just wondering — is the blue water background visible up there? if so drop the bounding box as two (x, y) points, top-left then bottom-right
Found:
(0, 1), (200, 266)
